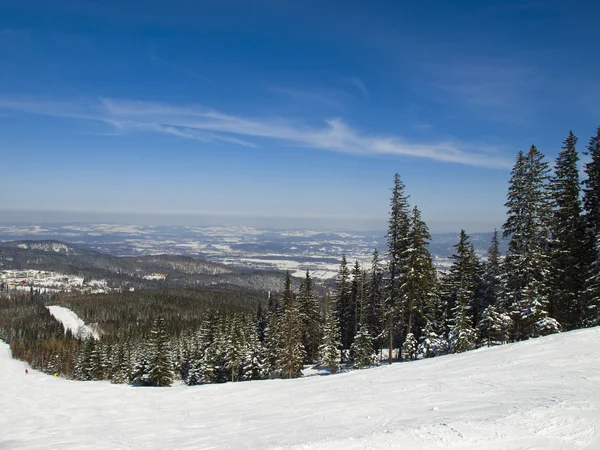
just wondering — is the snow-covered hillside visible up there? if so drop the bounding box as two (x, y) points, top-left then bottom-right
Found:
(2, 328), (600, 449)
(47, 305), (99, 340)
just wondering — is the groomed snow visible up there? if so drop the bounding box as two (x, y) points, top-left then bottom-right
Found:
(2, 328), (600, 449)
(47, 305), (99, 340)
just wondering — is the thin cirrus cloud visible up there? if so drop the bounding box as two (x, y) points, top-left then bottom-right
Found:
(341, 77), (370, 100)
(0, 96), (511, 168)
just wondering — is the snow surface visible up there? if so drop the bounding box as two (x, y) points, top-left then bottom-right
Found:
(2, 328), (600, 449)
(46, 305), (99, 340)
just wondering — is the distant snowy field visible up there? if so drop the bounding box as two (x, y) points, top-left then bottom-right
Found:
(2, 328), (600, 449)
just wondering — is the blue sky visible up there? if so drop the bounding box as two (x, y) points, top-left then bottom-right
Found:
(0, 0), (598, 231)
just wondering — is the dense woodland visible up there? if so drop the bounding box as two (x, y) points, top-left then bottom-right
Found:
(2, 127), (600, 387)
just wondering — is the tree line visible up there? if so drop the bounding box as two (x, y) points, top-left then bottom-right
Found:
(2, 126), (599, 386)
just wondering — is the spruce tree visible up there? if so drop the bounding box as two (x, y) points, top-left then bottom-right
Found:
(502, 146), (558, 339)
(350, 260), (362, 340)
(277, 296), (305, 379)
(582, 126), (600, 326)
(549, 131), (587, 329)
(583, 126), (600, 236)
(401, 333), (418, 361)
(385, 173), (411, 363)
(478, 304), (511, 346)
(282, 271), (293, 309)
(333, 255), (352, 353)
(297, 270), (321, 363)
(404, 206), (437, 341)
(147, 317), (173, 387)
(417, 321), (445, 358)
(481, 230), (502, 312)
(584, 233), (600, 326)
(363, 249), (384, 352)
(444, 230), (479, 353)
(263, 313), (281, 378)
(319, 303), (341, 374)
(350, 324), (377, 369)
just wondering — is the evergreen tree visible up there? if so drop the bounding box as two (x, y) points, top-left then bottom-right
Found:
(502, 146), (558, 339)
(478, 304), (511, 346)
(350, 324), (377, 369)
(549, 131), (587, 329)
(385, 173), (411, 363)
(401, 332), (418, 361)
(241, 316), (267, 381)
(350, 260), (362, 340)
(444, 230), (479, 353)
(131, 344), (151, 386)
(147, 317), (173, 387)
(581, 126), (600, 326)
(297, 270), (322, 363)
(282, 271), (293, 309)
(319, 304), (341, 374)
(224, 317), (244, 382)
(263, 313), (281, 378)
(481, 230), (502, 312)
(582, 126), (600, 236)
(417, 321), (445, 358)
(333, 255), (353, 352)
(584, 233), (600, 326)
(404, 206), (437, 341)
(363, 249), (384, 352)
(277, 295), (305, 379)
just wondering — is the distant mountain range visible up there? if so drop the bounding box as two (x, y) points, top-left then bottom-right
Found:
(0, 223), (507, 279)
(0, 239), (296, 294)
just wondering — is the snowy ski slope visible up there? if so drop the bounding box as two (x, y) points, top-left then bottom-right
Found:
(47, 305), (99, 340)
(1, 328), (600, 449)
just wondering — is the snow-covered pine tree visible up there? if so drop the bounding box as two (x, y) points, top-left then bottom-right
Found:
(89, 339), (104, 380)
(385, 173), (411, 363)
(364, 249), (384, 353)
(502, 146), (559, 339)
(481, 230), (502, 314)
(277, 293), (305, 379)
(417, 321), (445, 358)
(404, 206), (437, 341)
(350, 324), (377, 369)
(147, 317), (173, 387)
(333, 255), (352, 353)
(549, 131), (588, 329)
(444, 230), (479, 353)
(282, 270), (293, 309)
(349, 260), (362, 344)
(401, 332), (418, 361)
(319, 303), (341, 374)
(584, 233), (600, 326)
(297, 270), (322, 364)
(478, 304), (511, 346)
(582, 126), (600, 326)
(263, 313), (281, 378)
(583, 126), (600, 237)
(225, 316), (245, 382)
(241, 315), (267, 381)
(110, 343), (129, 384)
(131, 343), (151, 386)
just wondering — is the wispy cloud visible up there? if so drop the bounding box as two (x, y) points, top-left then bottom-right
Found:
(0, 96), (511, 168)
(422, 58), (542, 123)
(342, 77), (370, 100)
(268, 85), (345, 108)
(148, 53), (215, 85)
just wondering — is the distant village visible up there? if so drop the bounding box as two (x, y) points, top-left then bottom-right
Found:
(0, 270), (112, 295)
(0, 269), (170, 295)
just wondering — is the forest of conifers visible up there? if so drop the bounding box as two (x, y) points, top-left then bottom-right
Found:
(1, 126), (599, 387)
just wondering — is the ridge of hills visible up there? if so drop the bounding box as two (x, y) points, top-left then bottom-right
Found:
(0, 240), (294, 293)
